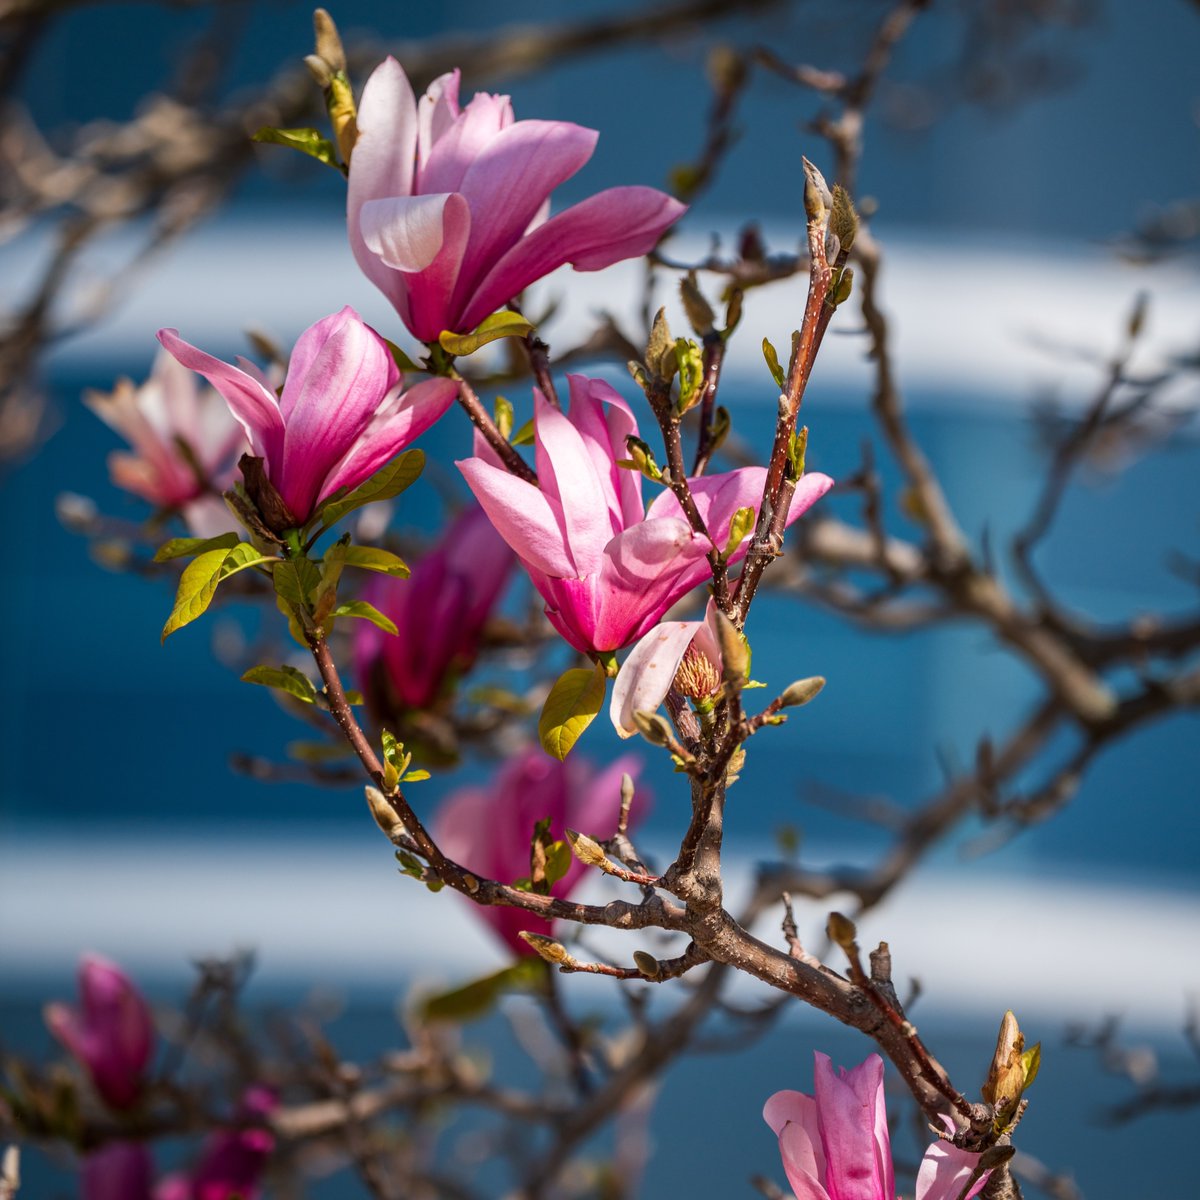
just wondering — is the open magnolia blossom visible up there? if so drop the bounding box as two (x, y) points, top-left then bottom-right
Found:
(764, 1053), (991, 1200)
(355, 503), (514, 714)
(158, 307), (458, 527)
(44, 954), (155, 1112)
(459, 375), (833, 654)
(610, 598), (724, 737)
(84, 349), (248, 537)
(347, 59), (686, 342)
(434, 748), (643, 955)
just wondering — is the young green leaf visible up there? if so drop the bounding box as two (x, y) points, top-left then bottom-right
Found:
(241, 664), (319, 704)
(273, 551), (321, 612)
(723, 505), (755, 559)
(420, 958), (547, 1023)
(762, 337), (786, 389)
(538, 662), (606, 760)
(342, 546), (410, 578)
(161, 544), (273, 641)
(316, 449), (425, 530)
(494, 395), (514, 440)
(331, 600), (398, 635)
(437, 310), (534, 357)
(153, 532), (239, 563)
(312, 537), (349, 625)
(510, 418), (536, 446)
(252, 126), (342, 173)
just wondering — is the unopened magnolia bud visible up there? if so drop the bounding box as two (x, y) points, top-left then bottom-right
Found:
(566, 828), (609, 869)
(633, 950), (662, 979)
(632, 710), (675, 746)
(519, 931), (572, 966)
(646, 307), (676, 379)
(802, 158), (832, 225)
(829, 184), (858, 256)
(779, 676), (826, 708)
(983, 1010), (1038, 1121)
(826, 911), (858, 949)
(680, 273), (716, 337)
(624, 435), (662, 482)
(365, 787), (405, 840)
(304, 53), (333, 88)
(714, 610), (750, 684)
(312, 8), (347, 72)
(621, 772), (636, 809)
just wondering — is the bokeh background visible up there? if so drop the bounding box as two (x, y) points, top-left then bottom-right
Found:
(2, 0), (1199, 1195)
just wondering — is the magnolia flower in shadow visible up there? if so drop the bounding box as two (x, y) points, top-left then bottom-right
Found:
(44, 953), (155, 1111)
(348, 59), (686, 342)
(158, 307), (457, 528)
(85, 349), (248, 537)
(434, 747), (643, 955)
(610, 598), (723, 737)
(82, 1142), (154, 1200)
(764, 1053), (991, 1200)
(459, 375), (833, 654)
(355, 503), (514, 717)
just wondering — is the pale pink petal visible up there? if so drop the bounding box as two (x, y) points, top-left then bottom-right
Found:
(610, 620), (699, 737)
(418, 90), (514, 195)
(564, 374), (643, 531)
(534, 390), (613, 576)
(916, 1140), (990, 1200)
(458, 457), (576, 578)
(841, 1054), (893, 1200)
(458, 186), (686, 332)
(397, 192), (473, 342)
(451, 119), (598, 298)
(416, 69), (461, 166)
(765, 1090), (830, 1200)
(347, 58), (419, 314)
(157, 329), (284, 467)
(361, 193), (456, 273)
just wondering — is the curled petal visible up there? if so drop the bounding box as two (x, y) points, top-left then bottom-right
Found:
(610, 620), (700, 738)
(361, 193), (456, 273)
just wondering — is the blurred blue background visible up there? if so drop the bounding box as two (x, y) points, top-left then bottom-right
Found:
(2, 0), (1199, 1196)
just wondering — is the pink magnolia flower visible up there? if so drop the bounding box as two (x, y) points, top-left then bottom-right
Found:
(434, 747), (643, 955)
(156, 1087), (277, 1200)
(158, 307), (458, 527)
(347, 60), (686, 342)
(84, 349), (248, 536)
(610, 598), (723, 737)
(355, 504), (514, 714)
(764, 1053), (991, 1200)
(83, 1142), (154, 1200)
(458, 375), (833, 654)
(44, 953), (155, 1111)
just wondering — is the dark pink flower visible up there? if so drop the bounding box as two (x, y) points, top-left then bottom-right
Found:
(434, 747), (643, 955)
(354, 504), (514, 714)
(158, 307), (458, 526)
(156, 1087), (277, 1200)
(83, 1142), (154, 1200)
(764, 1053), (991, 1200)
(348, 60), (686, 342)
(44, 954), (155, 1111)
(458, 375), (833, 654)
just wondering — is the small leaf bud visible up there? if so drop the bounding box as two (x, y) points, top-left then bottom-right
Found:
(365, 786), (406, 840)
(566, 828), (610, 869)
(829, 184), (859, 256)
(714, 609), (750, 684)
(304, 54), (333, 88)
(802, 158), (832, 225)
(623, 436), (662, 482)
(680, 272), (716, 337)
(519, 932), (572, 966)
(645, 307), (676, 379)
(779, 676), (826, 708)
(633, 950), (662, 979)
(631, 710), (675, 747)
(826, 910), (858, 950)
(312, 8), (347, 72)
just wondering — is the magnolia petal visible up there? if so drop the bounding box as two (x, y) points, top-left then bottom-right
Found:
(458, 185), (686, 333)
(457, 457), (576, 578)
(418, 89), (515, 196)
(361, 193), (456, 273)
(564, 374), (643, 531)
(534, 391), (613, 576)
(157, 328), (285, 467)
(347, 58), (419, 313)
(609, 620), (699, 738)
(813, 1051), (886, 1200)
(416, 69), (461, 167)
(916, 1140), (991, 1200)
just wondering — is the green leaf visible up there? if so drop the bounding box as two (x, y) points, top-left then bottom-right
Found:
(437, 310), (534, 357)
(401, 768), (430, 783)
(762, 337), (785, 389)
(161, 544), (273, 641)
(538, 663), (606, 760)
(252, 126), (342, 172)
(315, 450), (424, 530)
(273, 551), (321, 611)
(543, 839), (571, 889)
(331, 600), (398, 635)
(313, 536), (349, 624)
(241, 664), (319, 704)
(420, 958), (548, 1023)
(342, 545), (410, 578)
(494, 395), (514, 440)
(1021, 1042), (1041, 1090)
(153, 532), (238, 562)
(510, 418), (536, 447)
(383, 338), (422, 372)
(723, 505), (755, 559)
